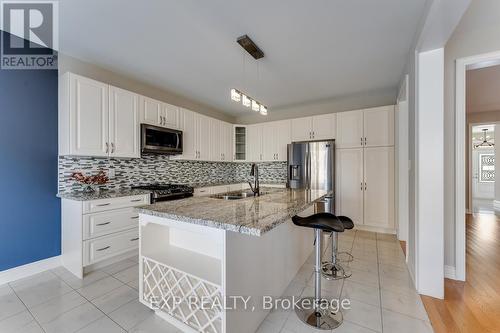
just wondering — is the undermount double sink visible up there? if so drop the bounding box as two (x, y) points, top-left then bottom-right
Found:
(210, 190), (269, 200)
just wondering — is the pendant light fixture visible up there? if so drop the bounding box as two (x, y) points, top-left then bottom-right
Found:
(474, 128), (494, 148)
(230, 35), (268, 115)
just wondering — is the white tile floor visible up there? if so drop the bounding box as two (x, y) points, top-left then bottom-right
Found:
(0, 230), (432, 333)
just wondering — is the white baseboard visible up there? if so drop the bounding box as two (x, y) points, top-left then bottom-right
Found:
(444, 265), (456, 279)
(0, 256), (62, 285)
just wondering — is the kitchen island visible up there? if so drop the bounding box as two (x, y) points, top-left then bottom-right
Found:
(136, 187), (328, 333)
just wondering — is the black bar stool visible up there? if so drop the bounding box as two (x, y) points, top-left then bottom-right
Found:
(337, 216), (354, 262)
(292, 212), (344, 330)
(322, 216), (354, 280)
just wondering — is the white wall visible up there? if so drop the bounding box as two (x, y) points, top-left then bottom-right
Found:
(444, 0), (500, 268)
(417, 48), (444, 298)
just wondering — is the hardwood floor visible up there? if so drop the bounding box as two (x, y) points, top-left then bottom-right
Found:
(400, 240), (406, 256)
(421, 213), (500, 333)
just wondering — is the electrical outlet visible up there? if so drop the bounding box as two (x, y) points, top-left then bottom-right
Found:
(108, 169), (116, 179)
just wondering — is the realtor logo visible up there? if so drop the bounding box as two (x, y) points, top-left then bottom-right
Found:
(1, 1), (58, 69)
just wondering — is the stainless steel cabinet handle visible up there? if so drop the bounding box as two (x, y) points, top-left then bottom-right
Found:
(130, 237), (139, 241)
(365, 137), (367, 145)
(312, 131), (315, 138)
(276, 153), (279, 160)
(361, 137), (363, 146)
(130, 199), (142, 202)
(96, 203), (111, 207)
(361, 182), (363, 191)
(96, 221), (111, 226)
(365, 182), (367, 190)
(131, 216), (139, 219)
(96, 246), (110, 252)
(111, 143), (115, 153)
(105, 142), (109, 153)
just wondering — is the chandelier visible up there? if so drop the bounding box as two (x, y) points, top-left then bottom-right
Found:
(474, 128), (494, 148)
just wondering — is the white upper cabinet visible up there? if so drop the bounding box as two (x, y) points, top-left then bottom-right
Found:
(312, 114), (336, 141)
(291, 114), (335, 142)
(222, 122), (233, 162)
(59, 73), (141, 158)
(140, 96), (162, 127)
(248, 120), (290, 162)
(336, 110), (364, 148)
(363, 147), (394, 229)
(64, 74), (109, 157)
(363, 106), (394, 147)
(197, 114), (211, 161)
(178, 108), (197, 160)
(163, 103), (179, 129)
(291, 117), (313, 141)
(210, 120), (232, 162)
(210, 119), (222, 161)
(275, 120), (291, 161)
(140, 97), (179, 129)
(109, 86), (140, 158)
(247, 124), (263, 162)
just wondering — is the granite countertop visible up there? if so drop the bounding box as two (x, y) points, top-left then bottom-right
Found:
(187, 180), (286, 188)
(57, 188), (152, 201)
(136, 187), (328, 236)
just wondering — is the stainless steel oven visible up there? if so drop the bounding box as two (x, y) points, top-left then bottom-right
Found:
(141, 124), (183, 155)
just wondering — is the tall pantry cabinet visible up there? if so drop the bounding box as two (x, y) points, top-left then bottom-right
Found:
(336, 106), (395, 232)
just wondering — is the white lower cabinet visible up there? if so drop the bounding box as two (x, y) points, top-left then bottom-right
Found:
(336, 147), (395, 232)
(62, 194), (150, 279)
(83, 228), (139, 266)
(363, 147), (394, 229)
(336, 148), (364, 225)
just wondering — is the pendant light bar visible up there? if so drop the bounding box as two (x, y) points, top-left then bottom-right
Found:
(230, 88), (268, 115)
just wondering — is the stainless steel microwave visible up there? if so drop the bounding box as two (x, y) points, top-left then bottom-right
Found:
(141, 124), (183, 155)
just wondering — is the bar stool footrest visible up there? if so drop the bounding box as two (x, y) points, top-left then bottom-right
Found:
(321, 262), (351, 280)
(294, 297), (343, 330)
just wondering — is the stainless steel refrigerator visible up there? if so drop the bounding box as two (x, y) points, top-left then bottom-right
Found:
(287, 140), (335, 213)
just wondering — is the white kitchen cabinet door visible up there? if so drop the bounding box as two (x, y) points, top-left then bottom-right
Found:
(69, 74), (109, 157)
(163, 103), (179, 129)
(197, 114), (212, 161)
(178, 108), (197, 160)
(276, 120), (291, 161)
(261, 123), (276, 161)
(312, 114), (336, 140)
(363, 106), (394, 147)
(336, 148), (364, 225)
(210, 119), (222, 161)
(247, 125), (262, 162)
(363, 147), (394, 229)
(140, 96), (162, 126)
(291, 117), (313, 142)
(336, 110), (364, 148)
(222, 122), (233, 162)
(109, 86), (140, 158)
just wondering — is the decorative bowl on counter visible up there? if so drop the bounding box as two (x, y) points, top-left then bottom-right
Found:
(71, 171), (109, 192)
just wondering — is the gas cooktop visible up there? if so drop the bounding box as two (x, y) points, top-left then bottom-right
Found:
(132, 184), (194, 202)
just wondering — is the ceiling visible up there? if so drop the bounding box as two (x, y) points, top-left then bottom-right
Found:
(467, 64), (500, 113)
(59, 0), (428, 116)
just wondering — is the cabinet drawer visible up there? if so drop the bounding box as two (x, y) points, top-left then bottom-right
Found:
(83, 208), (139, 240)
(83, 228), (139, 266)
(83, 194), (149, 214)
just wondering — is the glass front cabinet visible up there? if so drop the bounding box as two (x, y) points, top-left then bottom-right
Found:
(233, 125), (247, 161)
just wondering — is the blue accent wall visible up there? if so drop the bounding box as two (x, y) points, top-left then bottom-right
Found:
(0, 31), (60, 271)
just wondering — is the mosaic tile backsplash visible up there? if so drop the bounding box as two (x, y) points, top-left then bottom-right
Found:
(58, 154), (287, 193)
